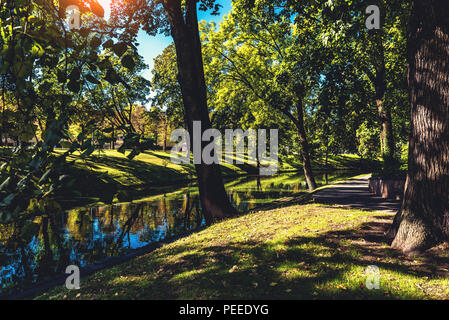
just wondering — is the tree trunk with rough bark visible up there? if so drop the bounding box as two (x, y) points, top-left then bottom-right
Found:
(371, 27), (396, 167)
(163, 0), (238, 224)
(390, 0), (449, 255)
(295, 102), (317, 191)
(374, 66), (395, 166)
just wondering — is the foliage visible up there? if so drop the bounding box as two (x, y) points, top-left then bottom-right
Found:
(0, 0), (151, 224)
(150, 44), (184, 129)
(356, 121), (380, 161)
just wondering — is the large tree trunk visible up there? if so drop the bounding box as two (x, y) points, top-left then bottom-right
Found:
(164, 0), (238, 224)
(295, 102), (317, 191)
(390, 0), (449, 255)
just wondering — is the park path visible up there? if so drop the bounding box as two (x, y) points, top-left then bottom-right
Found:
(312, 175), (401, 213)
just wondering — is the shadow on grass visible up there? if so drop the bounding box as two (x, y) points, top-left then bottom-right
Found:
(312, 155), (382, 172)
(147, 151), (260, 176)
(85, 154), (196, 184)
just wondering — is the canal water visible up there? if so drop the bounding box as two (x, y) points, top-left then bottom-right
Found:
(0, 171), (356, 296)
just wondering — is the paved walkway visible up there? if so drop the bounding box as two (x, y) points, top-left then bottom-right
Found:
(312, 175), (401, 213)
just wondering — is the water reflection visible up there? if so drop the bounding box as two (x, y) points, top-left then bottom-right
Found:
(0, 171), (355, 296)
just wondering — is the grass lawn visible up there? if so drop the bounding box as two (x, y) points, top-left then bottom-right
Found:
(36, 201), (449, 300)
(65, 150), (253, 187)
(54, 149), (267, 208)
(51, 150), (376, 209)
(64, 150), (376, 188)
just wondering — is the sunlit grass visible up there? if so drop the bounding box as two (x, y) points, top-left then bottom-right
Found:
(63, 149), (261, 187)
(36, 202), (449, 300)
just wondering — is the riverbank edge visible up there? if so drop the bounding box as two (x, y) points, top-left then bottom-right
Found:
(7, 173), (367, 300)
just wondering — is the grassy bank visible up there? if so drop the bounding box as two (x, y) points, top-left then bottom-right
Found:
(55, 150), (262, 208)
(55, 150), (375, 208)
(37, 200), (449, 300)
(67, 150), (256, 187)
(65, 150), (376, 187)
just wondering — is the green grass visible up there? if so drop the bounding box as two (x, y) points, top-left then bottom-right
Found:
(55, 150), (265, 208)
(65, 150), (372, 188)
(65, 150), (254, 187)
(54, 150), (371, 209)
(36, 201), (449, 300)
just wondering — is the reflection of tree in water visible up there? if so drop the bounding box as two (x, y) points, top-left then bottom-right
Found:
(0, 222), (34, 293)
(66, 208), (93, 242)
(36, 216), (53, 278)
(170, 195), (189, 235)
(170, 193), (197, 235)
(1, 172), (357, 295)
(111, 204), (143, 253)
(98, 206), (117, 234)
(0, 212), (73, 294)
(2, 175), (308, 294)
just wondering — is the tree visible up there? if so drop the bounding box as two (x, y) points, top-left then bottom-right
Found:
(240, 0), (410, 168)
(310, 61), (377, 162)
(200, 12), (325, 190)
(112, 0), (238, 223)
(151, 44), (185, 130)
(146, 107), (170, 151)
(0, 0), (143, 223)
(131, 105), (153, 139)
(80, 52), (152, 151)
(389, 0), (449, 255)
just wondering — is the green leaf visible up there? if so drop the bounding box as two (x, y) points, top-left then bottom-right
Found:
(19, 221), (40, 243)
(17, 175), (30, 191)
(112, 42), (128, 57)
(60, 141), (72, 148)
(0, 61), (10, 75)
(0, 177), (10, 191)
(59, 175), (70, 182)
(121, 54), (135, 70)
(39, 168), (52, 184)
(69, 67), (81, 81)
(0, 194), (15, 207)
(68, 80), (81, 93)
(30, 43), (45, 57)
(103, 39), (114, 48)
(90, 36), (102, 49)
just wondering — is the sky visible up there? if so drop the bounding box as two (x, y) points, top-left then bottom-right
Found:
(100, 0), (233, 81)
